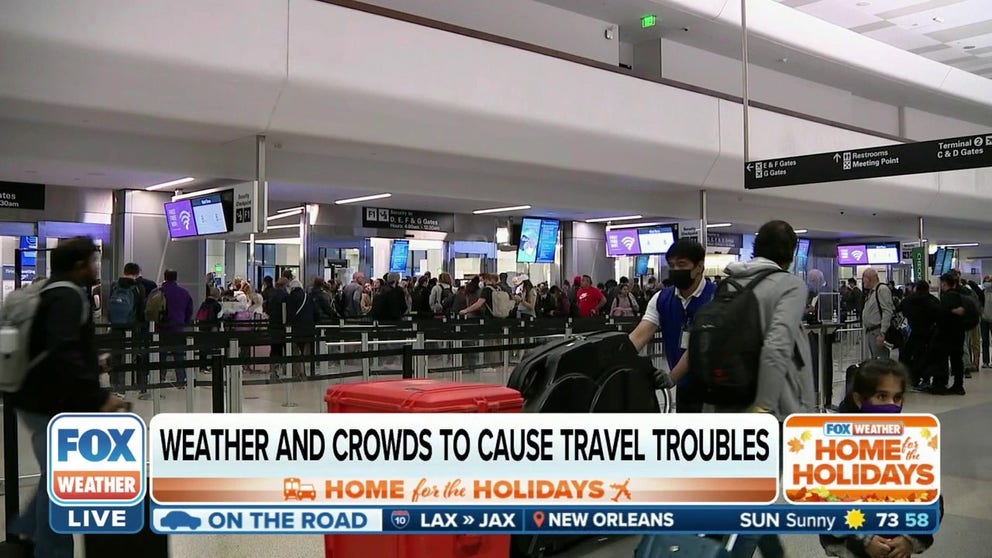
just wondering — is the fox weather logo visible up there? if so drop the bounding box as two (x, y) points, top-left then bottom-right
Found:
(48, 413), (146, 506)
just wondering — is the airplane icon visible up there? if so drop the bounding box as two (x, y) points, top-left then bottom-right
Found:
(610, 479), (632, 502)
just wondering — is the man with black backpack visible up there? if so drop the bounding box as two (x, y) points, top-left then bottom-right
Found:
(692, 220), (815, 418)
(107, 262), (146, 397)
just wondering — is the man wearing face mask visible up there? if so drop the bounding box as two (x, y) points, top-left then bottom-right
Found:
(629, 239), (715, 413)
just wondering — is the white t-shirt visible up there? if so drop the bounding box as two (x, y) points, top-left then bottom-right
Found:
(641, 280), (707, 327)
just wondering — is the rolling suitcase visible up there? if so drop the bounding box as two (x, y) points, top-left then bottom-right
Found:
(324, 379), (522, 558)
(507, 331), (659, 558)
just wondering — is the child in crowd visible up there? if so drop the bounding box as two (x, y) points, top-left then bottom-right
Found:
(821, 359), (941, 558)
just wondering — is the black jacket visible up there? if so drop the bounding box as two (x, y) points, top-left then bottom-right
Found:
(310, 288), (336, 323)
(900, 291), (939, 339)
(265, 288), (288, 328)
(13, 277), (107, 416)
(938, 288), (965, 338)
(287, 287), (319, 331)
(371, 285), (407, 321)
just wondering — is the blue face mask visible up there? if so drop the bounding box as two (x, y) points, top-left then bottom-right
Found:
(860, 402), (902, 414)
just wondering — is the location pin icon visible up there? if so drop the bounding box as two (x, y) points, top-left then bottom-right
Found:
(533, 511), (546, 528)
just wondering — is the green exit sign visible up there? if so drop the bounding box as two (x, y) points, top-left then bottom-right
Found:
(641, 14), (657, 28)
(214, 264), (223, 273)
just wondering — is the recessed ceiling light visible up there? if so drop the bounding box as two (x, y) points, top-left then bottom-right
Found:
(942, 242), (979, 248)
(932, 16), (944, 23)
(472, 205), (532, 215)
(779, 57), (789, 63)
(143, 176), (195, 191)
(706, 222), (733, 228)
(794, 229), (808, 234)
(585, 215), (643, 223)
(334, 192), (392, 205)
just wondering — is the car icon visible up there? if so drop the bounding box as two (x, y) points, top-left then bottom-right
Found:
(161, 511), (202, 530)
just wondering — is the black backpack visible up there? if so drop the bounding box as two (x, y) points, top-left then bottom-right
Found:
(958, 286), (981, 331)
(439, 285), (455, 314)
(688, 268), (785, 407)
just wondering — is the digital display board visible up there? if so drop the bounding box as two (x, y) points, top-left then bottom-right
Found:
(866, 242), (900, 265)
(638, 226), (677, 255)
(191, 194), (230, 235)
(164, 200), (198, 238)
(389, 240), (410, 274)
(517, 218), (560, 264)
(635, 255), (649, 277)
(19, 236), (37, 267)
(792, 238), (810, 273)
(605, 229), (641, 257)
(836, 244), (868, 266)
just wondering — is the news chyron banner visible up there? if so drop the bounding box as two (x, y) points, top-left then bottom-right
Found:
(47, 412), (941, 536)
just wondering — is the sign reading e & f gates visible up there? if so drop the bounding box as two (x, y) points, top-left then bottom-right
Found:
(363, 207), (454, 233)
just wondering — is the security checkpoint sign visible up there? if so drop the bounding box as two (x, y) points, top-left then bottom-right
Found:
(745, 133), (992, 189)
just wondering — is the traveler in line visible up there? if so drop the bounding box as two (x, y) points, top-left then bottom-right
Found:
(516, 279), (538, 319)
(265, 277), (290, 380)
(287, 279), (319, 377)
(429, 272), (455, 316)
(805, 268), (835, 408)
(309, 278), (336, 323)
(11, 237), (126, 558)
(576, 275), (607, 318)
(108, 262), (147, 398)
(983, 275), (992, 369)
(861, 268), (895, 359)
(156, 269), (194, 388)
(931, 273), (968, 395)
(899, 281), (940, 391)
(629, 239), (716, 413)
(342, 271), (366, 318)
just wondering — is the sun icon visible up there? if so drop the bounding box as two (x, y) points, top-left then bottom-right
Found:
(845, 509), (867, 530)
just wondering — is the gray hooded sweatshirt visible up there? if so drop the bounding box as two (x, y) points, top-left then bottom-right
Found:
(720, 257), (816, 418)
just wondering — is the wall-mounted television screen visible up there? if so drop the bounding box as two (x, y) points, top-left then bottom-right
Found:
(635, 255), (649, 277)
(934, 247), (955, 276)
(605, 228), (640, 257)
(638, 225), (677, 255)
(190, 192), (234, 235)
(865, 242), (900, 265)
(19, 236), (37, 267)
(517, 218), (560, 264)
(389, 240), (409, 273)
(164, 199), (199, 238)
(606, 224), (678, 257)
(792, 238), (810, 273)
(836, 244), (868, 266)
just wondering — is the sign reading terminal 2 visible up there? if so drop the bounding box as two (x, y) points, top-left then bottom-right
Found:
(745, 133), (992, 189)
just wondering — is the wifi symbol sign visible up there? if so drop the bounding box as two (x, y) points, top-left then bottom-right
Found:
(851, 250), (864, 261)
(179, 210), (192, 230)
(621, 236), (637, 251)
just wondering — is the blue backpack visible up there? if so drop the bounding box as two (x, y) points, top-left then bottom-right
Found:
(108, 284), (139, 325)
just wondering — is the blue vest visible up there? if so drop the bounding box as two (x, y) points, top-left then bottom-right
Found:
(656, 281), (717, 384)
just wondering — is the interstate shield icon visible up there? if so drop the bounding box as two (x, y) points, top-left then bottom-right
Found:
(390, 510), (410, 529)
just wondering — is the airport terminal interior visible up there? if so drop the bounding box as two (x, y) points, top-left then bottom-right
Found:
(1, 0), (992, 556)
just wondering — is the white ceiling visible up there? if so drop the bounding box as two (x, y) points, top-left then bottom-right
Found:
(779, 0), (992, 79)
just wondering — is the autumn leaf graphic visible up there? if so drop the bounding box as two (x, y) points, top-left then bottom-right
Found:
(788, 438), (804, 453)
(801, 430), (813, 442)
(920, 428), (932, 439)
(928, 435), (938, 450)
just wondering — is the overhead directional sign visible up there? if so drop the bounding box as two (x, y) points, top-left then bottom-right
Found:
(745, 133), (992, 189)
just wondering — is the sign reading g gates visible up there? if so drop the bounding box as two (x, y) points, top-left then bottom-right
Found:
(0, 181), (46, 210)
(363, 207), (454, 233)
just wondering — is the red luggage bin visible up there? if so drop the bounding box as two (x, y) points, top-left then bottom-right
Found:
(324, 379), (522, 558)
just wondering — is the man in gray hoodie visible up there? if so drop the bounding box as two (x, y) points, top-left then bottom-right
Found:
(721, 220), (815, 418)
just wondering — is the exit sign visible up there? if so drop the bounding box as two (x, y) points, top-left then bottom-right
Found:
(641, 14), (657, 28)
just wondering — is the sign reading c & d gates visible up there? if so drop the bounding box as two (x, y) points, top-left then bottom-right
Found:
(363, 207), (454, 233)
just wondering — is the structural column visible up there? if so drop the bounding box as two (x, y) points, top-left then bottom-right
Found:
(699, 190), (708, 252)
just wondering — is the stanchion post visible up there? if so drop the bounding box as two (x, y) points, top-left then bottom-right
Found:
(124, 330), (133, 390)
(402, 344), (414, 379)
(502, 326), (511, 384)
(454, 325), (463, 382)
(150, 325), (161, 415)
(3, 393), (19, 530)
(227, 339), (241, 413)
(186, 336), (195, 412)
(361, 331), (370, 381)
(211, 354), (225, 413)
(415, 332), (426, 378)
